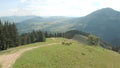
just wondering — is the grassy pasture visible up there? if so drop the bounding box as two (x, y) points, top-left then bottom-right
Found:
(13, 38), (120, 68)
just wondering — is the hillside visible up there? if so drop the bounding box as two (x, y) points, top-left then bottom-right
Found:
(64, 30), (112, 50)
(12, 38), (120, 68)
(15, 17), (79, 34)
(14, 8), (120, 46)
(1, 8), (120, 46)
(78, 8), (120, 46)
(16, 16), (74, 33)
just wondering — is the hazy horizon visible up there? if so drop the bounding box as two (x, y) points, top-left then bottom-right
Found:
(0, 0), (120, 17)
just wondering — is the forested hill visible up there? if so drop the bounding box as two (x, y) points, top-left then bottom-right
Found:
(0, 20), (65, 50)
(0, 19), (119, 53)
(77, 8), (120, 46)
(1, 8), (120, 46)
(0, 20), (46, 50)
(15, 8), (120, 46)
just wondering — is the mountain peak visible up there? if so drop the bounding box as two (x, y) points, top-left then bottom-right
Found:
(98, 7), (117, 12)
(100, 7), (114, 11)
(86, 7), (120, 17)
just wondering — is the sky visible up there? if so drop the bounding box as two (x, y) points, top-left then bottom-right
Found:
(0, 0), (120, 17)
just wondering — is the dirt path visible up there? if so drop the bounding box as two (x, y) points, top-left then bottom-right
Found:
(0, 43), (59, 68)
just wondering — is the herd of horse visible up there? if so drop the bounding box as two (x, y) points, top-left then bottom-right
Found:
(61, 40), (72, 46)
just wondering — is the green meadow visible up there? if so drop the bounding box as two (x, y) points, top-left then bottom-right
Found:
(12, 38), (120, 68)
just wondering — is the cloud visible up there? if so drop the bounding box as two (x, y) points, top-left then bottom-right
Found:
(20, 0), (28, 3)
(19, 0), (99, 16)
(1, 0), (120, 16)
(0, 8), (34, 16)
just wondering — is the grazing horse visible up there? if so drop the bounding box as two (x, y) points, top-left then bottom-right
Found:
(62, 42), (65, 45)
(61, 41), (72, 46)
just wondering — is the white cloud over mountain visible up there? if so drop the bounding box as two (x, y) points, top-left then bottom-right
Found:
(0, 0), (120, 16)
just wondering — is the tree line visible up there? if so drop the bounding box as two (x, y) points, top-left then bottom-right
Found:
(20, 31), (64, 45)
(0, 20), (64, 50)
(1, 20), (119, 53)
(0, 21), (19, 50)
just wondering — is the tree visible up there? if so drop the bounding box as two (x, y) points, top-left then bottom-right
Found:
(0, 19), (47, 50)
(88, 34), (100, 45)
(0, 20), (3, 49)
(44, 31), (49, 38)
(0, 21), (20, 50)
(12, 23), (20, 46)
(40, 31), (46, 42)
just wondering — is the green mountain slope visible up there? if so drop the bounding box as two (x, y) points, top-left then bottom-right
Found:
(64, 30), (112, 50)
(1, 8), (119, 45)
(78, 8), (120, 46)
(15, 8), (120, 46)
(13, 38), (120, 68)
(16, 16), (75, 33)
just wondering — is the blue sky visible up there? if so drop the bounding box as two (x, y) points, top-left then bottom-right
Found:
(0, 0), (120, 17)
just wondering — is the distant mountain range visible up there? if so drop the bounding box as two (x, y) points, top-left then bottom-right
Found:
(0, 8), (120, 46)
(0, 15), (37, 23)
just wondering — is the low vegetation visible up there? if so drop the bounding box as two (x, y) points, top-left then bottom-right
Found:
(87, 34), (100, 45)
(0, 38), (63, 55)
(13, 38), (120, 68)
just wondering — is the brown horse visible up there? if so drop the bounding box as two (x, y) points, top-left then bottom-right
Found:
(61, 42), (72, 46)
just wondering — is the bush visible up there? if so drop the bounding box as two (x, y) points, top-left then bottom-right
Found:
(88, 34), (100, 45)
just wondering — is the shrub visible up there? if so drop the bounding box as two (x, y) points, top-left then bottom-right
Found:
(88, 34), (100, 45)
